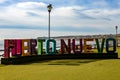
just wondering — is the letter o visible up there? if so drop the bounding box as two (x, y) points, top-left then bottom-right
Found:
(106, 38), (116, 53)
(46, 39), (56, 54)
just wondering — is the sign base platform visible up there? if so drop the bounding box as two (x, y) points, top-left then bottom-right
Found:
(1, 53), (118, 64)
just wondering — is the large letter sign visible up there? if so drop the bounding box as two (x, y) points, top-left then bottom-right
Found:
(3, 37), (117, 58)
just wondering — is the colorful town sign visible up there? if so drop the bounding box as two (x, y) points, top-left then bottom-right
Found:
(4, 38), (116, 58)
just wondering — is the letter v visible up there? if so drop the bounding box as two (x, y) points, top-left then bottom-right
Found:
(95, 38), (105, 53)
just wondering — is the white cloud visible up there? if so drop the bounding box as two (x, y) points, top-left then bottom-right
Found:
(0, 2), (85, 28)
(53, 6), (83, 17)
(0, 0), (6, 3)
(0, 1), (48, 27)
(82, 9), (120, 18)
(0, 1), (120, 38)
(91, 0), (108, 7)
(16, 2), (47, 9)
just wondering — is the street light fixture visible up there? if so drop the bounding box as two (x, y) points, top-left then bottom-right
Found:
(47, 4), (52, 39)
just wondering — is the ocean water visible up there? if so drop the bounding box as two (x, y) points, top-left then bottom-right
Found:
(0, 40), (4, 49)
(0, 40), (4, 60)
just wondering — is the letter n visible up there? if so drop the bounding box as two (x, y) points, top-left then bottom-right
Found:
(61, 39), (71, 54)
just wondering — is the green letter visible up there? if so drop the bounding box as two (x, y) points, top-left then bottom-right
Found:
(95, 38), (105, 53)
(37, 39), (45, 55)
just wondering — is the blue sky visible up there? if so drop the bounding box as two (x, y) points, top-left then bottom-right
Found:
(0, 0), (120, 39)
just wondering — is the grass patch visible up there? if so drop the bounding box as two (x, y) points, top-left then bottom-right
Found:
(0, 59), (120, 80)
(0, 47), (120, 80)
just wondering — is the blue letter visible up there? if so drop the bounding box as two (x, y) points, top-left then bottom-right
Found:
(46, 39), (56, 54)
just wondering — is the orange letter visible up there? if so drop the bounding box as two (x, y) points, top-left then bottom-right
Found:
(22, 39), (30, 56)
(84, 39), (93, 53)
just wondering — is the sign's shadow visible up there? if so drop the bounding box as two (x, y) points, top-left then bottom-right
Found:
(32, 59), (102, 66)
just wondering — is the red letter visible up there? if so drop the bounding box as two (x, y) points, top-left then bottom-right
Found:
(4, 39), (16, 58)
(4, 40), (10, 58)
(61, 39), (71, 54)
(16, 40), (22, 56)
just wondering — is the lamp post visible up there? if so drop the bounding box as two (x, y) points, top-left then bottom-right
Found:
(115, 26), (118, 46)
(47, 4), (52, 39)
